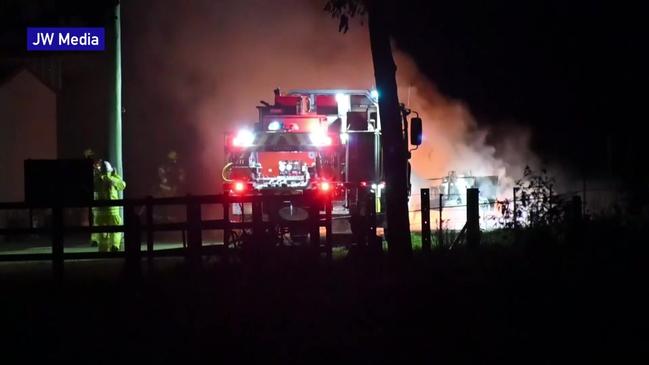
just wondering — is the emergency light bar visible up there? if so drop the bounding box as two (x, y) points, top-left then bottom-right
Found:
(268, 120), (282, 131)
(228, 131), (339, 151)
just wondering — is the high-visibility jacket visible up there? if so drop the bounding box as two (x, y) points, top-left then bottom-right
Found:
(92, 172), (126, 217)
(91, 172), (126, 251)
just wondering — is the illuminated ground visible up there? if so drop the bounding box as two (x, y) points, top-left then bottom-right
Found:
(0, 241), (187, 255)
(0, 235), (351, 257)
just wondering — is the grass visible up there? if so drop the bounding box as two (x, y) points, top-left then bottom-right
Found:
(410, 228), (519, 251)
(2, 218), (649, 362)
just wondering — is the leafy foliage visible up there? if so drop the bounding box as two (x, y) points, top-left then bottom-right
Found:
(515, 166), (564, 227)
(490, 198), (516, 229)
(493, 166), (565, 229)
(323, 0), (367, 33)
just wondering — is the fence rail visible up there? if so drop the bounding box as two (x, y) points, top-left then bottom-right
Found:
(0, 193), (339, 278)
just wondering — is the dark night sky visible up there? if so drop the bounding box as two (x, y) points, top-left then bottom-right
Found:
(2, 0), (648, 182)
(388, 0), (649, 176)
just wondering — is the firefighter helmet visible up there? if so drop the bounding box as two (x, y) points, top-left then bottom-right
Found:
(83, 148), (95, 159)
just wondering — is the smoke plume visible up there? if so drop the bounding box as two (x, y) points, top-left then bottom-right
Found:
(125, 0), (537, 199)
(393, 54), (539, 199)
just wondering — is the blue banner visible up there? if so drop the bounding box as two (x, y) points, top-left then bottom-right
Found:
(27, 27), (105, 51)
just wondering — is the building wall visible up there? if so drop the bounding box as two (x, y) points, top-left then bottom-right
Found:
(0, 70), (57, 202)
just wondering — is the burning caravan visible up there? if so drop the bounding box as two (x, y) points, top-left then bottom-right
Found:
(429, 171), (499, 207)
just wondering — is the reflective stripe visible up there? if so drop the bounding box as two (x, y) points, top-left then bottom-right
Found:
(92, 207), (122, 216)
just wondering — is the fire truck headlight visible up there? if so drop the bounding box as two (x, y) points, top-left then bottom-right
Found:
(309, 131), (332, 146)
(233, 129), (255, 147)
(268, 121), (282, 131)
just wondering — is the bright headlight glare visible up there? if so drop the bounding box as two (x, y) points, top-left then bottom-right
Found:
(268, 121), (281, 131)
(232, 129), (255, 147)
(309, 131), (332, 146)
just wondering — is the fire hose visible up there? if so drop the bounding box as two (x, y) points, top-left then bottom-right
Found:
(222, 162), (233, 182)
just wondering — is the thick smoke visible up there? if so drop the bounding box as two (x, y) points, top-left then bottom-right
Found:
(393, 54), (539, 199)
(126, 0), (537, 199)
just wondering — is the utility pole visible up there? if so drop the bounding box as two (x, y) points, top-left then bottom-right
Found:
(108, 2), (123, 197)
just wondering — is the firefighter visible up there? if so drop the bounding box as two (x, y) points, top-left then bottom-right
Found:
(157, 150), (186, 197)
(83, 148), (95, 160)
(156, 150), (186, 222)
(92, 160), (126, 252)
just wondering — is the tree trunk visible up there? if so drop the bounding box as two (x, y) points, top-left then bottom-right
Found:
(368, 2), (412, 257)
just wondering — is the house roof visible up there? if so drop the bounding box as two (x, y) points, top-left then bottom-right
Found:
(0, 63), (58, 92)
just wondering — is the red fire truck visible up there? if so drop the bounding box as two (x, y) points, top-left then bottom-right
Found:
(222, 88), (410, 244)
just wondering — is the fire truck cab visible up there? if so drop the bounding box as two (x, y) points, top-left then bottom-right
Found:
(223, 88), (384, 239)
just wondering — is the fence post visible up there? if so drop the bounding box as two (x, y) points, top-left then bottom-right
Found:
(124, 203), (142, 278)
(325, 195), (333, 260)
(146, 196), (153, 263)
(567, 195), (583, 226)
(512, 187), (520, 244)
(251, 199), (263, 252)
(367, 191), (379, 253)
(309, 197), (320, 253)
(223, 195), (230, 247)
(466, 188), (480, 249)
(438, 194), (443, 249)
(572, 195), (583, 222)
(420, 188), (431, 253)
(51, 205), (64, 280)
(186, 195), (202, 267)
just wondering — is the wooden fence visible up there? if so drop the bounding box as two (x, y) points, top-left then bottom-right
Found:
(0, 193), (336, 278)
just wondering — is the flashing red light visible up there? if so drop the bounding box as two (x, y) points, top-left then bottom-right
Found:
(234, 181), (246, 192)
(319, 181), (331, 192)
(360, 181), (368, 187)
